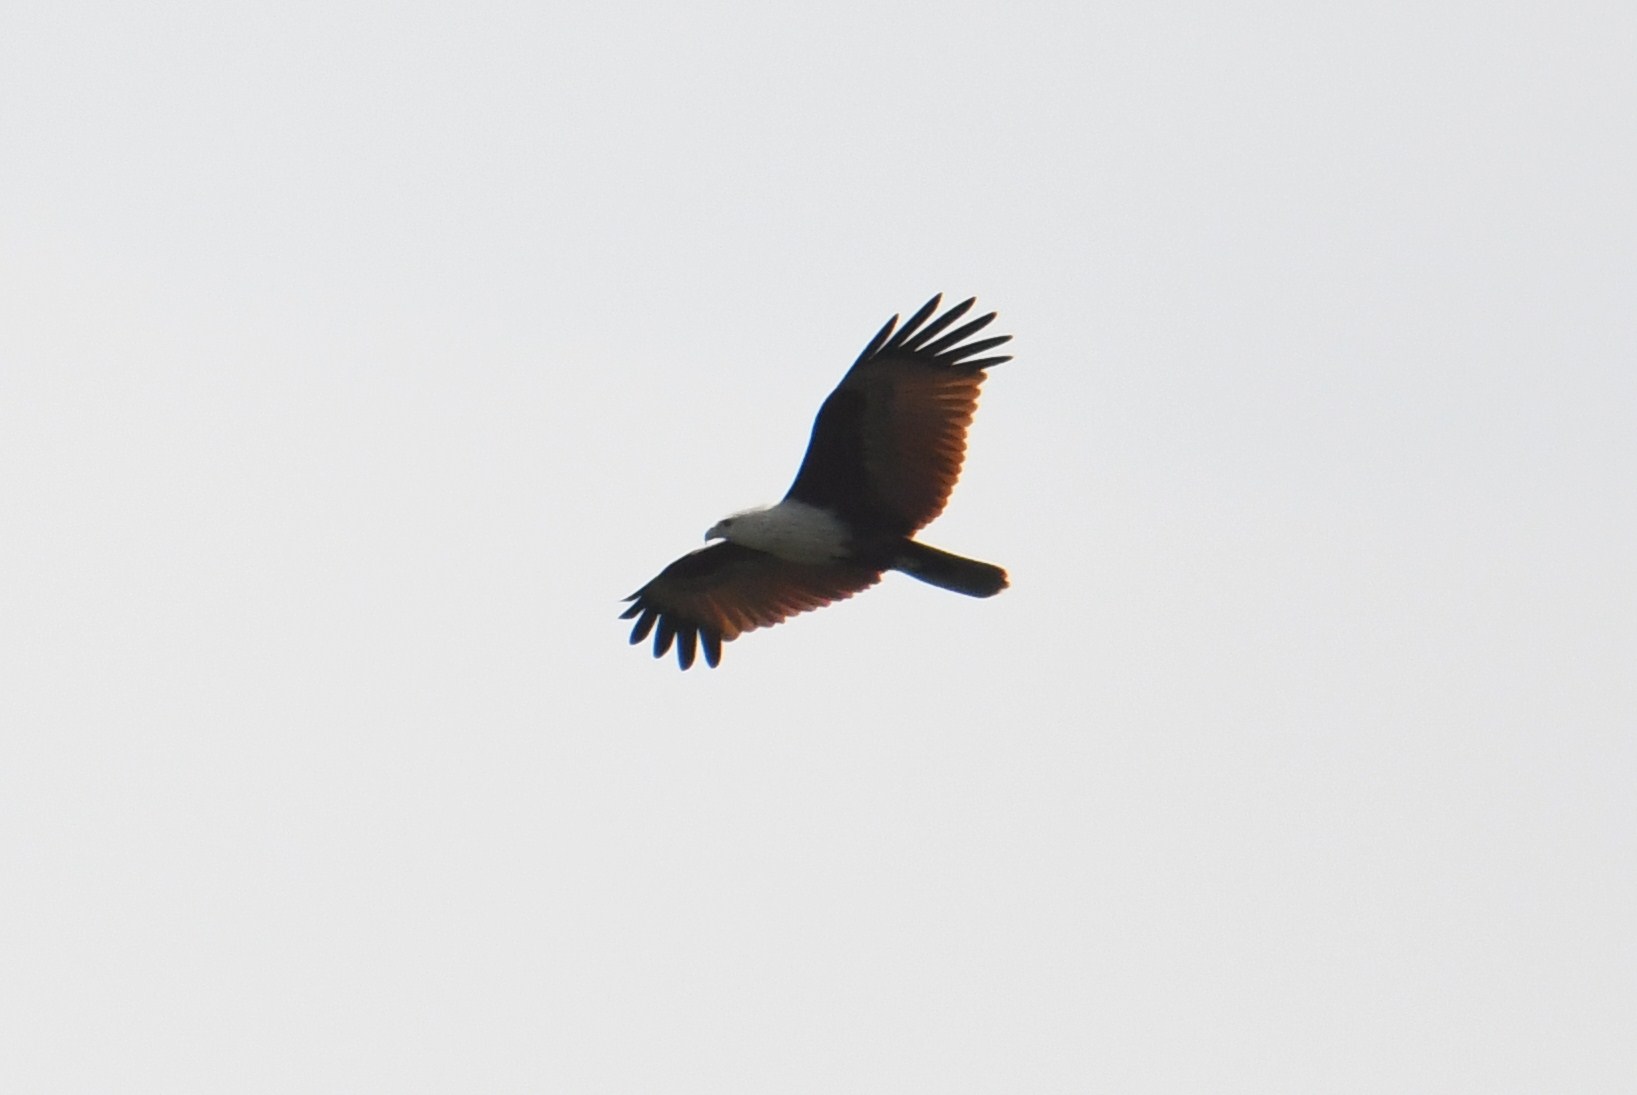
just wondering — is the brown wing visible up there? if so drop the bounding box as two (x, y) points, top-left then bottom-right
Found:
(620, 542), (882, 669)
(784, 295), (1011, 535)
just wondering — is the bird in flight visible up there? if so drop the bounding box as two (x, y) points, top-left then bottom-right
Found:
(621, 294), (1011, 669)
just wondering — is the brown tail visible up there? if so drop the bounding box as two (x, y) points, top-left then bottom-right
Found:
(892, 541), (1009, 598)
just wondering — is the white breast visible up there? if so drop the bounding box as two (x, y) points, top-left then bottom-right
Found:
(716, 501), (850, 563)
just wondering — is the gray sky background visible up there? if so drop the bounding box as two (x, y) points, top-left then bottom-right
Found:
(3, 1), (1633, 1091)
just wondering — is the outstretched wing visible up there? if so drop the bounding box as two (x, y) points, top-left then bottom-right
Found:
(784, 294), (1011, 535)
(621, 542), (882, 669)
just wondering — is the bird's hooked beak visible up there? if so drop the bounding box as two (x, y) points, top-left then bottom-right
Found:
(705, 521), (727, 541)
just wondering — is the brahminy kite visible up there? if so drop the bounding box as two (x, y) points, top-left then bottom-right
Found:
(621, 294), (1011, 668)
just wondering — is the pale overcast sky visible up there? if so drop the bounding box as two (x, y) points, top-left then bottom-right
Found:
(3, 1), (1634, 1091)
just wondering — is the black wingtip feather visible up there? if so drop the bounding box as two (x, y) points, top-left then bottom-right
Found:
(855, 314), (899, 365)
(626, 607), (657, 644)
(896, 296), (974, 354)
(943, 333), (1013, 364)
(887, 294), (945, 351)
(922, 311), (998, 358)
(621, 588), (726, 670)
(653, 617), (677, 660)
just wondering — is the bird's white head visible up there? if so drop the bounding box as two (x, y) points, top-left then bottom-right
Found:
(706, 507), (767, 542)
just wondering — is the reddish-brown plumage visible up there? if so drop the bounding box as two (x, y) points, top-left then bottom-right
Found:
(622, 543), (879, 667)
(850, 362), (987, 532)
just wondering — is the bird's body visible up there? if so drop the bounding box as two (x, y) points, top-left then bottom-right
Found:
(621, 294), (1011, 669)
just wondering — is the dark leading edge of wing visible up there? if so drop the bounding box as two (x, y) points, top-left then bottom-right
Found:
(783, 294), (1012, 531)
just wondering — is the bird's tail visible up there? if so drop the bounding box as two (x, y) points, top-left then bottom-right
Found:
(892, 541), (1009, 598)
